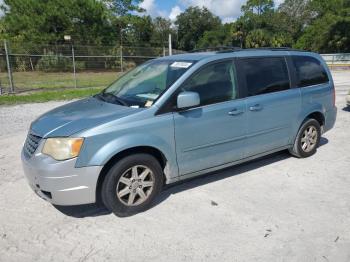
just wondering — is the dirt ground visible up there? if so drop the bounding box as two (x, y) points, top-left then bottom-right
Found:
(0, 71), (349, 262)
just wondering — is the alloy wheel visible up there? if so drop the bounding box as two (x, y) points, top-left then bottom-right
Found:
(116, 165), (155, 206)
(301, 125), (318, 153)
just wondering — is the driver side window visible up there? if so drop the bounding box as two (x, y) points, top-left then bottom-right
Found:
(182, 60), (237, 106)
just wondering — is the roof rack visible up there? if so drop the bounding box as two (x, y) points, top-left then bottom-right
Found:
(189, 46), (242, 53)
(244, 47), (305, 52)
(189, 46), (305, 53)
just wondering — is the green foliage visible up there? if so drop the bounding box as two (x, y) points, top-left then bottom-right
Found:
(0, 0), (349, 54)
(14, 57), (28, 72)
(235, 0), (279, 48)
(295, 14), (350, 52)
(327, 18), (350, 52)
(0, 87), (103, 105)
(151, 17), (173, 47)
(241, 0), (274, 15)
(229, 0), (349, 52)
(35, 52), (85, 72)
(197, 24), (234, 48)
(175, 6), (221, 51)
(270, 33), (293, 47)
(103, 0), (144, 16)
(0, 0), (115, 45)
(244, 29), (293, 48)
(294, 0), (350, 52)
(278, 0), (312, 39)
(122, 15), (154, 45)
(245, 29), (271, 48)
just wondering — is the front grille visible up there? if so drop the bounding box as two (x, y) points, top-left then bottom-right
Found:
(24, 133), (42, 158)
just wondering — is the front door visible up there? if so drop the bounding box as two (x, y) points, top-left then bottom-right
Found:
(173, 60), (247, 175)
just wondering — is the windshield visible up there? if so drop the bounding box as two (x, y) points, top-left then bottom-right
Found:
(101, 60), (195, 108)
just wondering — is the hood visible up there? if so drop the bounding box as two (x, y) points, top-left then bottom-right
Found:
(31, 97), (142, 137)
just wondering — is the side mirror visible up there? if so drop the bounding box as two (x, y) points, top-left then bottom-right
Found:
(177, 91), (200, 109)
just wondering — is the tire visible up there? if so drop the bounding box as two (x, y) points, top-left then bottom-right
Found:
(101, 153), (164, 217)
(289, 118), (321, 158)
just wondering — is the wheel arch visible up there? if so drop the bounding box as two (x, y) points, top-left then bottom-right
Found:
(306, 111), (325, 127)
(95, 146), (169, 204)
(292, 110), (325, 144)
(298, 111), (325, 134)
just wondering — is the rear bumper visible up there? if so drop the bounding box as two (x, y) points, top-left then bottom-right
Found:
(323, 106), (337, 133)
(21, 148), (102, 206)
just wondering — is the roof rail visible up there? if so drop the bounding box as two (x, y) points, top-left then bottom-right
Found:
(245, 47), (306, 52)
(189, 46), (306, 53)
(189, 46), (242, 53)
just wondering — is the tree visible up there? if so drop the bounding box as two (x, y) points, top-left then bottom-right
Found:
(0, 0), (114, 45)
(327, 18), (350, 52)
(233, 0), (278, 47)
(245, 29), (271, 48)
(295, 14), (350, 52)
(175, 6), (221, 51)
(278, 0), (311, 26)
(294, 0), (350, 52)
(197, 24), (235, 48)
(151, 17), (172, 48)
(0, 0), (349, 53)
(241, 0), (274, 15)
(121, 15), (154, 46)
(103, 0), (144, 16)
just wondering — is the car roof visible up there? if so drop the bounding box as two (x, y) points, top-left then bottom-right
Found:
(157, 52), (217, 61)
(156, 48), (317, 63)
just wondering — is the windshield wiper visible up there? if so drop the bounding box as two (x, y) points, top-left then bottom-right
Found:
(94, 93), (106, 102)
(95, 92), (128, 106)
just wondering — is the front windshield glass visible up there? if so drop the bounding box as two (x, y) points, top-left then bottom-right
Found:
(102, 60), (194, 108)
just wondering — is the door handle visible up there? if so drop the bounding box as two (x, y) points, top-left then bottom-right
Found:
(249, 104), (263, 111)
(228, 108), (244, 116)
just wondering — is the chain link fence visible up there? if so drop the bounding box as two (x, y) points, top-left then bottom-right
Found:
(0, 41), (184, 94)
(0, 41), (348, 95)
(321, 53), (350, 66)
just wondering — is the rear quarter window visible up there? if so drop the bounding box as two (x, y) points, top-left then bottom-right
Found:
(292, 56), (329, 87)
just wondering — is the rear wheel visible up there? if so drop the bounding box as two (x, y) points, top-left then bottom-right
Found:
(289, 118), (321, 158)
(101, 154), (164, 217)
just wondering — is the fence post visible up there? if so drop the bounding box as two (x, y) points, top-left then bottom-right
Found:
(29, 57), (34, 71)
(71, 44), (77, 88)
(4, 40), (14, 93)
(120, 45), (123, 72)
(168, 34), (172, 56)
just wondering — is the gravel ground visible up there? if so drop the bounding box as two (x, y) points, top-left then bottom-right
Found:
(0, 71), (349, 262)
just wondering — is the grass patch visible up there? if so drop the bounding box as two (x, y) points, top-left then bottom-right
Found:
(0, 87), (103, 105)
(0, 71), (120, 90)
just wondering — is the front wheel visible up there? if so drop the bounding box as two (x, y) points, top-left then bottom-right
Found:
(289, 118), (321, 158)
(101, 154), (164, 217)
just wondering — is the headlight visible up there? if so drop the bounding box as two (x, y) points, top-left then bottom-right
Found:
(42, 138), (84, 161)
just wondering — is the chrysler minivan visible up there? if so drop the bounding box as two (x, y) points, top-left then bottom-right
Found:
(22, 48), (337, 216)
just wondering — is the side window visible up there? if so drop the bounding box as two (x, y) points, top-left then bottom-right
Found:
(238, 57), (290, 97)
(292, 56), (329, 87)
(181, 60), (238, 106)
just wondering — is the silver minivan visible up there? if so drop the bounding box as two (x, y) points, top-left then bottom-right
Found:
(22, 48), (337, 216)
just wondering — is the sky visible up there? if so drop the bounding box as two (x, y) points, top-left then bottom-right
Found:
(139, 0), (285, 23)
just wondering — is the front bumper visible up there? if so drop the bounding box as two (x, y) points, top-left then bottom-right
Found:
(21, 146), (102, 206)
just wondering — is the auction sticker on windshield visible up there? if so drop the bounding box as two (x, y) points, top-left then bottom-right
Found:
(170, 62), (192, 68)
